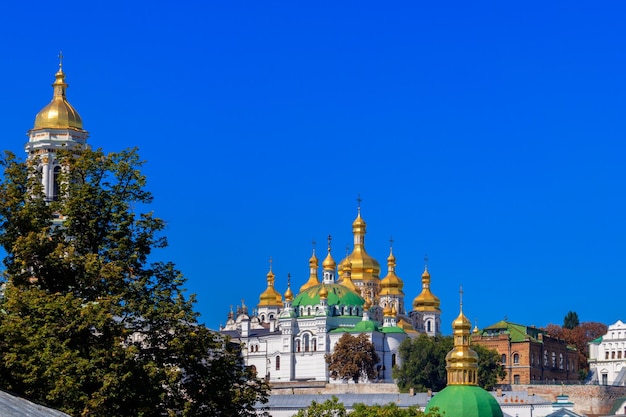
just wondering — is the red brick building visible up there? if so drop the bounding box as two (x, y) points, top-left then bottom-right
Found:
(471, 320), (578, 385)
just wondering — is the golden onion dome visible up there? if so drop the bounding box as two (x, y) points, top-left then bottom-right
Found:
(412, 265), (441, 312)
(34, 60), (83, 130)
(380, 246), (404, 296)
(338, 207), (381, 283)
(258, 264), (283, 307)
(339, 261), (358, 292)
(300, 248), (320, 293)
(319, 285), (328, 299)
(322, 235), (336, 271)
(284, 274), (294, 302)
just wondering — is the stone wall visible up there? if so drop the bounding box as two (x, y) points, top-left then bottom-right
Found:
(521, 384), (626, 416)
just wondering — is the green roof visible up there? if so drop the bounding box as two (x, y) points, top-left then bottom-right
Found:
(481, 320), (544, 342)
(426, 385), (503, 417)
(353, 320), (380, 333)
(292, 283), (364, 309)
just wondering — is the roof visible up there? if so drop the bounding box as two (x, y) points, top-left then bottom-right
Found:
(426, 385), (503, 417)
(481, 320), (545, 342)
(0, 389), (71, 417)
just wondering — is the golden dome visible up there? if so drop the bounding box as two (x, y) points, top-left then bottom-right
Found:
(319, 285), (328, 299)
(380, 246), (404, 296)
(284, 274), (294, 302)
(412, 265), (441, 312)
(339, 261), (358, 292)
(299, 248), (320, 292)
(33, 60), (84, 130)
(445, 288), (479, 386)
(338, 207), (381, 286)
(322, 235), (336, 271)
(258, 263), (283, 307)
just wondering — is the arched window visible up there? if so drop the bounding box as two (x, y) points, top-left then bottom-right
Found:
(391, 353), (396, 368)
(427, 320), (432, 333)
(275, 356), (280, 371)
(501, 354), (506, 364)
(296, 339), (301, 353)
(303, 334), (310, 352)
(513, 353), (519, 364)
(312, 338), (317, 352)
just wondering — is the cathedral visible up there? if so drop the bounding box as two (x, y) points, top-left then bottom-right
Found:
(220, 207), (443, 383)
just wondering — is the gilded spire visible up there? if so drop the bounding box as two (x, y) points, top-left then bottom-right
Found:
(284, 273), (294, 302)
(445, 286), (479, 386)
(338, 197), (381, 289)
(380, 239), (404, 296)
(258, 257), (283, 307)
(412, 254), (441, 312)
(300, 242), (320, 292)
(34, 52), (84, 130)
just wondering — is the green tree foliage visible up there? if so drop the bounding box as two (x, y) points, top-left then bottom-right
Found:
(0, 148), (269, 416)
(563, 311), (580, 330)
(325, 333), (380, 383)
(393, 334), (452, 392)
(294, 397), (442, 417)
(472, 344), (507, 390)
(293, 396), (348, 417)
(394, 334), (505, 392)
(544, 321), (608, 378)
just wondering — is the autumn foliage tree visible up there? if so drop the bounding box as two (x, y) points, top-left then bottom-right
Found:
(325, 333), (380, 383)
(544, 318), (607, 379)
(0, 148), (269, 416)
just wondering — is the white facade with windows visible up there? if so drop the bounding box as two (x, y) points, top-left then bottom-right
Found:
(588, 320), (626, 385)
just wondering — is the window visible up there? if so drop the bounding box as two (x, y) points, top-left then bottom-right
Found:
(312, 338), (317, 352)
(501, 354), (506, 364)
(514, 374), (520, 384)
(391, 353), (396, 368)
(275, 356), (280, 371)
(303, 334), (310, 352)
(552, 352), (556, 367)
(612, 351), (616, 359)
(544, 351), (548, 366)
(606, 351), (610, 360)
(620, 351), (624, 359)
(559, 354), (563, 369)
(296, 339), (301, 353)
(427, 320), (432, 333)
(531, 354), (534, 366)
(513, 353), (520, 364)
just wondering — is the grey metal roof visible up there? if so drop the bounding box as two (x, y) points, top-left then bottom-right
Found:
(0, 389), (71, 417)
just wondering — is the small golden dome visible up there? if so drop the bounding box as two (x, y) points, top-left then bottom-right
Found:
(258, 263), (283, 307)
(383, 303), (393, 316)
(413, 265), (441, 312)
(319, 285), (328, 299)
(33, 61), (83, 130)
(300, 248), (321, 292)
(284, 274), (294, 302)
(322, 235), (336, 270)
(380, 246), (404, 296)
(338, 207), (381, 284)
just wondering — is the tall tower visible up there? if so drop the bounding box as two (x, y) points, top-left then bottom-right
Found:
(425, 289), (503, 417)
(25, 54), (88, 202)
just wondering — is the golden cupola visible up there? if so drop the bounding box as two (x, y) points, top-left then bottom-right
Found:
(299, 247), (321, 292)
(284, 274), (294, 302)
(412, 263), (441, 312)
(338, 205), (381, 290)
(380, 245), (404, 296)
(339, 260), (358, 292)
(258, 261), (283, 307)
(445, 289), (479, 385)
(33, 57), (84, 131)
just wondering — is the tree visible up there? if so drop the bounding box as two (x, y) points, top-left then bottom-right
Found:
(545, 321), (608, 378)
(473, 344), (506, 390)
(393, 334), (452, 392)
(293, 396), (348, 417)
(325, 333), (380, 383)
(393, 335), (505, 392)
(563, 311), (580, 330)
(0, 148), (269, 416)
(295, 397), (442, 417)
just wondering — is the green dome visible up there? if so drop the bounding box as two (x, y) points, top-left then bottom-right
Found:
(426, 385), (503, 417)
(292, 283), (364, 309)
(353, 319), (380, 332)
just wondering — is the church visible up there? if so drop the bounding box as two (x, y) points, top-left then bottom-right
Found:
(220, 207), (443, 383)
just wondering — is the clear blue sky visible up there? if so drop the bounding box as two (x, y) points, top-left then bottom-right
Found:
(2, 1), (625, 334)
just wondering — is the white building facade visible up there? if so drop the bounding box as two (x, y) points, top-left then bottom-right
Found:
(588, 319), (626, 386)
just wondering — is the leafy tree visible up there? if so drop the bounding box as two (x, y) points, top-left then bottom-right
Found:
(473, 344), (506, 390)
(393, 334), (452, 392)
(394, 334), (505, 392)
(325, 333), (380, 383)
(0, 148), (269, 416)
(545, 321), (608, 378)
(563, 311), (580, 330)
(294, 397), (442, 417)
(293, 396), (348, 417)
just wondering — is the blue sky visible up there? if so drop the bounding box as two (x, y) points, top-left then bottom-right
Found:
(1, 1), (625, 334)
